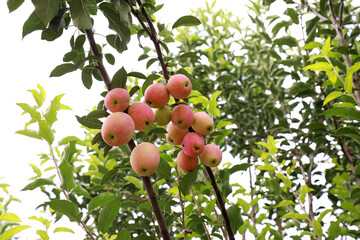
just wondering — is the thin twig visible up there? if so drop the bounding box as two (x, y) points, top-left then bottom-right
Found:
(175, 166), (188, 239)
(249, 166), (259, 237)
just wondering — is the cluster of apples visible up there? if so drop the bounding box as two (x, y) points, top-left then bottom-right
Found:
(101, 74), (222, 177)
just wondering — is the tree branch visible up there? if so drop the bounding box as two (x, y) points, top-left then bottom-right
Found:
(205, 166), (235, 240)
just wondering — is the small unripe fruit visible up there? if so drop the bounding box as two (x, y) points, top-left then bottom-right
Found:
(182, 132), (205, 157)
(144, 83), (170, 108)
(200, 144), (222, 167)
(128, 102), (155, 131)
(154, 106), (172, 126)
(104, 88), (130, 112)
(130, 142), (160, 176)
(166, 124), (189, 145)
(177, 150), (199, 173)
(192, 112), (214, 135)
(101, 112), (135, 146)
(167, 74), (192, 99)
(171, 104), (194, 130)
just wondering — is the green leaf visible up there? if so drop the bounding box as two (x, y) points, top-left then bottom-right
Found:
(16, 129), (42, 140)
(72, 185), (91, 199)
(68, 0), (93, 29)
(38, 119), (54, 144)
(203, 198), (216, 218)
(313, 219), (323, 237)
(322, 107), (360, 121)
(105, 54), (115, 65)
(88, 192), (117, 213)
(124, 176), (143, 191)
(44, 94), (65, 127)
(128, 72), (147, 79)
(0, 213), (21, 222)
(53, 227), (74, 233)
(173, 15), (201, 29)
(345, 62), (360, 94)
(82, 68), (93, 89)
(207, 90), (222, 117)
(276, 200), (295, 208)
(28, 89), (44, 108)
(323, 91), (343, 106)
(7, 0), (25, 12)
(17, 103), (41, 120)
(116, 228), (131, 240)
(59, 160), (75, 192)
(267, 135), (278, 155)
(318, 209), (333, 222)
(58, 136), (83, 146)
(50, 64), (76, 77)
(112, 67), (127, 89)
(129, 86), (140, 97)
(273, 36), (297, 47)
(22, 178), (55, 191)
(101, 169), (118, 185)
(22, 11), (46, 38)
(180, 168), (198, 195)
(36, 230), (49, 240)
(97, 198), (121, 233)
(216, 120), (233, 129)
(299, 185), (314, 204)
(285, 8), (299, 24)
(282, 212), (308, 221)
(155, 158), (171, 179)
(48, 199), (82, 222)
(303, 62), (332, 72)
(228, 205), (243, 234)
(179, 52), (200, 59)
(303, 41), (322, 50)
(328, 220), (340, 240)
(31, 0), (61, 25)
(0, 225), (31, 240)
(229, 163), (252, 174)
(76, 115), (103, 129)
(326, 70), (337, 84)
(276, 173), (292, 189)
(146, 58), (158, 69)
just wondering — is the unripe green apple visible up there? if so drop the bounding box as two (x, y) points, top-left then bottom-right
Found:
(167, 74), (192, 99)
(101, 112), (135, 146)
(192, 112), (214, 135)
(200, 144), (222, 167)
(171, 104), (194, 130)
(130, 142), (160, 176)
(177, 150), (199, 173)
(181, 132), (205, 157)
(144, 82), (170, 108)
(104, 88), (130, 112)
(154, 106), (171, 126)
(166, 123), (189, 145)
(128, 102), (155, 131)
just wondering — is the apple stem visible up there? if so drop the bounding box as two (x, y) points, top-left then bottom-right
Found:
(125, 0), (170, 81)
(142, 176), (171, 240)
(84, 29), (112, 91)
(205, 166), (235, 240)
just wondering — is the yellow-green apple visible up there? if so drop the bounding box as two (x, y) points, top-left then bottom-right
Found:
(167, 74), (192, 99)
(177, 150), (199, 173)
(128, 102), (155, 131)
(181, 132), (205, 157)
(104, 88), (130, 112)
(191, 112), (214, 135)
(166, 123), (189, 145)
(130, 142), (160, 176)
(200, 144), (222, 167)
(171, 104), (194, 130)
(101, 112), (135, 146)
(154, 106), (171, 126)
(144, 82), (170, 108)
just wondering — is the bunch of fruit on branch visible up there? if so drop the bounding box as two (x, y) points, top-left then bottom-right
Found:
(101, 74), (222, 176)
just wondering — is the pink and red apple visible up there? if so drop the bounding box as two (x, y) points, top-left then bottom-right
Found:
(101, 112), (135, 146)
(167, 74), (192, 99)
(130, 142), (160, 176)
(127, 102), (155, 131)
(192, 112), (214, 135)
(181, 132), (205, 157)
(104, 88), (130, 112)
(144, 82), (170, 108)
(200, 144), (222, 167)
(166, 124), (189, 145)
(171, 104), (194, 130)
(154, 106), (171, 126)
(177, 150), (198, 173)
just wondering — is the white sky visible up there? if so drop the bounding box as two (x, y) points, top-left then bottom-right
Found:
(0, 1), (253, 239)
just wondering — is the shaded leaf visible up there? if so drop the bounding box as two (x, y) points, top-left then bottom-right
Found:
(88, 192), (117, 213)
(7, 0), (25, 12)
(23, 11), (46, 38)
(97, 198), (121, 233)
(180, 168), (198, 195)
(173, 15), (201, 29)
(31, 0), (61, 25)
(68, 0), (93, 29)
(50, 64), (75, 77)
(49, 199), (82, 222)
(22, 178), (55, 191)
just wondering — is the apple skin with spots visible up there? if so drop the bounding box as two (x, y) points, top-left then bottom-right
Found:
(200, 144), (222, 167)
(144, 82), (170, 108)
(130, 142), (160, 176)
(166, 123), (189, 145)
(181, 132), (205, 157)
(104, 88), (130, 113)
(192, 112), (214, 135)
(171, 104), (194, 130)
(167, 74), (192, 99)
(177, 150), (199, 173)
(128, 102), (155, 131)
(154, 106), (172, 126)
(101, 112), (135, 146)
